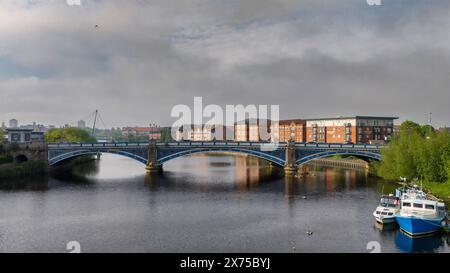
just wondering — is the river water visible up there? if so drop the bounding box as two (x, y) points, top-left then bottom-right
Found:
(0, 154), (449, 253)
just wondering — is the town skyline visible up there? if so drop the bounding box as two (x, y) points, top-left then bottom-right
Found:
(2, 1), (450, 127)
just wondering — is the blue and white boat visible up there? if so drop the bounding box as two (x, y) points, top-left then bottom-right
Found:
(395, 187), (447, 236)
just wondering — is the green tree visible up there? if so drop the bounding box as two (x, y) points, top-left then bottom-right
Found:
(45, 128), (96, 143)
(420, 124), (435, 138)
(376, 121), (450, 183)
(160, 127), (173, 143)
(400, 120), (422, 136)
(0, 128), (5, 143)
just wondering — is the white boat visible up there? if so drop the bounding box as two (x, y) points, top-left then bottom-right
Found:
(373, 195), (401, 224)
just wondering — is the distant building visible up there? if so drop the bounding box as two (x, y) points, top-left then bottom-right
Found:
(235, 120), (249, 142)
(234, 119), (271, 142)
(31, 131), (45, 142)
(270, 119), (306, 142)
(6, 128), (32, 143)
(1, 121), (6, 129)
(9, 119), (18, 128)
(122, 126), (162, 140)
(438, 127), (450, 133)
(174, 124), (227, 141)
(305, 116), (398, 144)
(78, 120), (86, 128)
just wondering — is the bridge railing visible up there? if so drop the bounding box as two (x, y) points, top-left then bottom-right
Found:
(48, 141), (383, 149)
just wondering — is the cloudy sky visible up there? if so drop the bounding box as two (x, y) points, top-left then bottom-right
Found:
(1, 0), (449, 128)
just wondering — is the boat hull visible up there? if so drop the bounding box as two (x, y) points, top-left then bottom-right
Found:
(395, 215), (444, 236)
(374, 214), (396, 224)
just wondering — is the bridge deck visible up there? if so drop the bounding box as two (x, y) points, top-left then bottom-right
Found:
(48, 141), (382, 149)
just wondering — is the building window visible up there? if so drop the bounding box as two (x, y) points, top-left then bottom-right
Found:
(11, 133), (20, 142)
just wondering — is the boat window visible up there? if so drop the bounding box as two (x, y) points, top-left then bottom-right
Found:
(388, 213), (393, 216)
(381, 212), (387, 215)
(413, 203), (423, 208)
(376, 211), (381, 214)
(402, 202), (411, 207)
(425, 204), (435, 210)
(380, 197), (399, 208)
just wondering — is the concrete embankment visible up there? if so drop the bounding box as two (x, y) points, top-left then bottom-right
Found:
(309, 158), (368, 169)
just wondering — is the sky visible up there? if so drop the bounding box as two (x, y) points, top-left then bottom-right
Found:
(1, 0), (450, 128)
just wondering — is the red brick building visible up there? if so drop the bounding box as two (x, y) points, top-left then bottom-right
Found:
(305, 116), (397, 144)
(122, 127), (162, 140)
(270, 119), (306, 142)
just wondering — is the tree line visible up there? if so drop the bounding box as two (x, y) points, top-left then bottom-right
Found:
(372, 121), (450, 183)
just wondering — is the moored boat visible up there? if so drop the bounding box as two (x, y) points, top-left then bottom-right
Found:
(395, 187), (447, 236)
(373, 195), (400, 224)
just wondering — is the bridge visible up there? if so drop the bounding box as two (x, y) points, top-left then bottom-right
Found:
(47, 141), (382, 175)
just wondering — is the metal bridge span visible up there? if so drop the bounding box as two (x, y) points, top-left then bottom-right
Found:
(47, 141), (382, 175)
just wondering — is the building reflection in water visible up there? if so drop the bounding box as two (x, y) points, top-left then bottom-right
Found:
(234, 155), (272, 191)
(284, 164), (370, 205)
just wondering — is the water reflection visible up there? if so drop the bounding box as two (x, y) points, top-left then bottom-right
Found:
(395, 231), (445, 253)
(0, 153), (448, 253)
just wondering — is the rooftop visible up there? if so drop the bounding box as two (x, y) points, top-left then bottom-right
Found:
(5, 128), (33, 132)
(278, 119), (305, 125)
(304, 116), (399, 121)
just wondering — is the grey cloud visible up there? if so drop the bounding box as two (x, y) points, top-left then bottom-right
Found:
(0, 0), (449, 128)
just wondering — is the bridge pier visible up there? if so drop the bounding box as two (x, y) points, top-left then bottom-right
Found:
(146, 142), (162, 174)
(284, 140), (298, 176)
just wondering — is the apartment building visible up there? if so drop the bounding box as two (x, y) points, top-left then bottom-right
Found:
(122, 126), (162, 140)
(235, 119), (271, 142)
(270, 119), (306, 142)
(305, 116), (397, 144)
(174, 124), (227, 141)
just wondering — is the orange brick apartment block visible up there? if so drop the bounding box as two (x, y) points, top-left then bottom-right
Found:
(270, 119), (306, 142)
(305, 116), (398, 144)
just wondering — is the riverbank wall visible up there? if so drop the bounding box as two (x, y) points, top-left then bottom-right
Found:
(309, 158), (369, 169)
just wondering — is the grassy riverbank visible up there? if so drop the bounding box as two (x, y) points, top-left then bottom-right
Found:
(0, 161), (47, 179)
(422, 181), (450, 202)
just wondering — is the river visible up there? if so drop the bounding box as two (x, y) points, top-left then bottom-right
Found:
(0, 154), (449, 253)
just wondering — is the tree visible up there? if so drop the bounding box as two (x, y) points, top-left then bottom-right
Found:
(376, 121), (450, 183)
(0, 128), (5, 143)
(160, 127), (173, 143)
(400, 120), (422, 136)
(420, 124), (435, 138)
(45, 128), (96, 143)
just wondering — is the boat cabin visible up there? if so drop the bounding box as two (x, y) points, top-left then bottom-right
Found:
(400, 199), (445, 218)
(379, 195), (400, 208)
